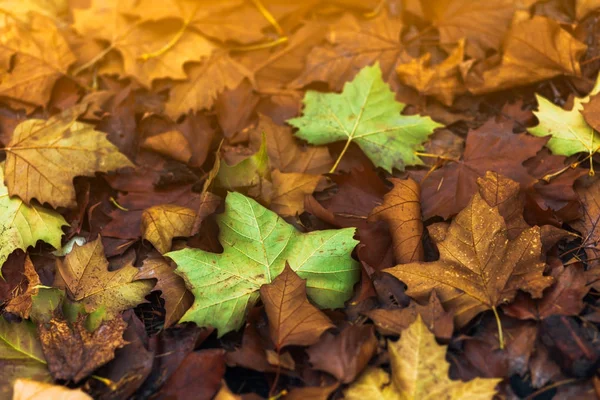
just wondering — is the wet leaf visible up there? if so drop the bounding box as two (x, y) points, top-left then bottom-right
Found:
(385, 191), (553, 327)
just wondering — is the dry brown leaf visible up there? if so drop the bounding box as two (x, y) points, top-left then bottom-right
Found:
(573, 179), (600, 267)
(38, 314), (127, 382)
(269, 171), (321, 217)
(385, 192), (553, 327)
(141, 204), (196, 254)
(250, 114), (332, 175)
(0, 13), (75, 107)
(4, 106), (133, 208)
(466, 13), (586, 94)
(421, 0), (517, 58)
(136, 255), (193, 327)
(72, 0), (215, 87)
(166, 52), (253, 118)
(396, 39), (468, 106)
(54, 238), (154, 318)
(13, 379), (92, 400)
(307, 324), (377, 384)
(582, 93), (600, 132)
(5, 256), (40, 319)
(142, 131), (192, 164)
(368, 178), (424, 264)
(260, 265), (334, 350)
(291, 11), (402, 90)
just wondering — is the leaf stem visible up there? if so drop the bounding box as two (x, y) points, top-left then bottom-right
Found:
(72, 45), (114, 76)
(523, 378), (578, 400)
(250, 0), (284, 36)
(330, 137), (353, 173)
(138, 21), (189, 61)
(230, 36), (288, 52)
(414, 151), (459, 163)
(491, 306), (504, 350)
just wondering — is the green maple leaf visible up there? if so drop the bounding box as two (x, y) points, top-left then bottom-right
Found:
(0, 164), (66, 275)
(166, 192), (360, 336)
(528, 75), (600, 158)
(287, 63), (443, 173)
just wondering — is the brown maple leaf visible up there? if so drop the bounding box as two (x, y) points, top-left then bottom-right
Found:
(38, 314), (127, 382)
(385, 191), (553, 335)
(418, 118), (547, 219)
(260, 265), (334, 349)
(368, 178), (424, 264)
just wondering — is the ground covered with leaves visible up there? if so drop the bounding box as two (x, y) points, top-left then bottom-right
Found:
(2, 0), (600, 399)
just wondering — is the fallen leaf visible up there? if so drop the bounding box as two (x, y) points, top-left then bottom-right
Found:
(260, 265), (334, 349)
(396, 39), (467, 106)
(572, 179), (600, 265)
(166, 52), (253, 118)
(5, 106), (133, 208)
(141, 204), (196, 254)
(467, 13), (586, 94)
(385, 191), (553, 327)
(0, 317), (50, 398)
(13, 379), (92, 400)
(269, 170), (321, 216)
(0, 13), (75, 107)
(288, 63), (442, 173)
(582, 91), (600, 132)
(72, 0), (215, 87)
(142, 130), (192, 164)
(368, 178), (424, 263)
(136, 254), (193, 328)
(5, 256), (40, 319)
(0, 165), (66, 275)
(167, 192), (360, 335)
(38, 314), (127, 382)
(250, 113), (333, 175)
(217, 133), (270, 192)
(291, 11), (403, 90)
(54, 237), (154, 318)
(307, 324), (377, 384)
(158, 349), (226, 400)
(528, 74), (600, 158)
(344, 316), (501, 399)
(419, 118), (546, 219)
(421, 0), (517, 58)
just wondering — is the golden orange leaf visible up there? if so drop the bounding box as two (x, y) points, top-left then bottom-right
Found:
(385, 192), (553, 328)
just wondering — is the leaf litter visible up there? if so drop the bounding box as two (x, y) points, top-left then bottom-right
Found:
(1, 1), (600, 399)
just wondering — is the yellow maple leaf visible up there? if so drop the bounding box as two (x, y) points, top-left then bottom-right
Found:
(344, 316), (501, 400)
(4, 105), (133, 208)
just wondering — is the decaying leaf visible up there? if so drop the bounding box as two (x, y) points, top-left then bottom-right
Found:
(0, 317), (49, 398)
(260, 265), (334, 349)
(368, 178), (424, 263)
(5, 106), (133, 208)
(136, 255), (193, 328)
(0, 165), (66, 275)
(385, 191), (553, 328)
(54, 238), (154, 318)
(38, 314), (127, 382)
(141, 204), (196, 253)
(288, 63), (442, 172)
(13, 379), (92, 400)
(345, 316), (501, 399)
(167, 192), (360, 335)
(5, 256), (41, 319)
